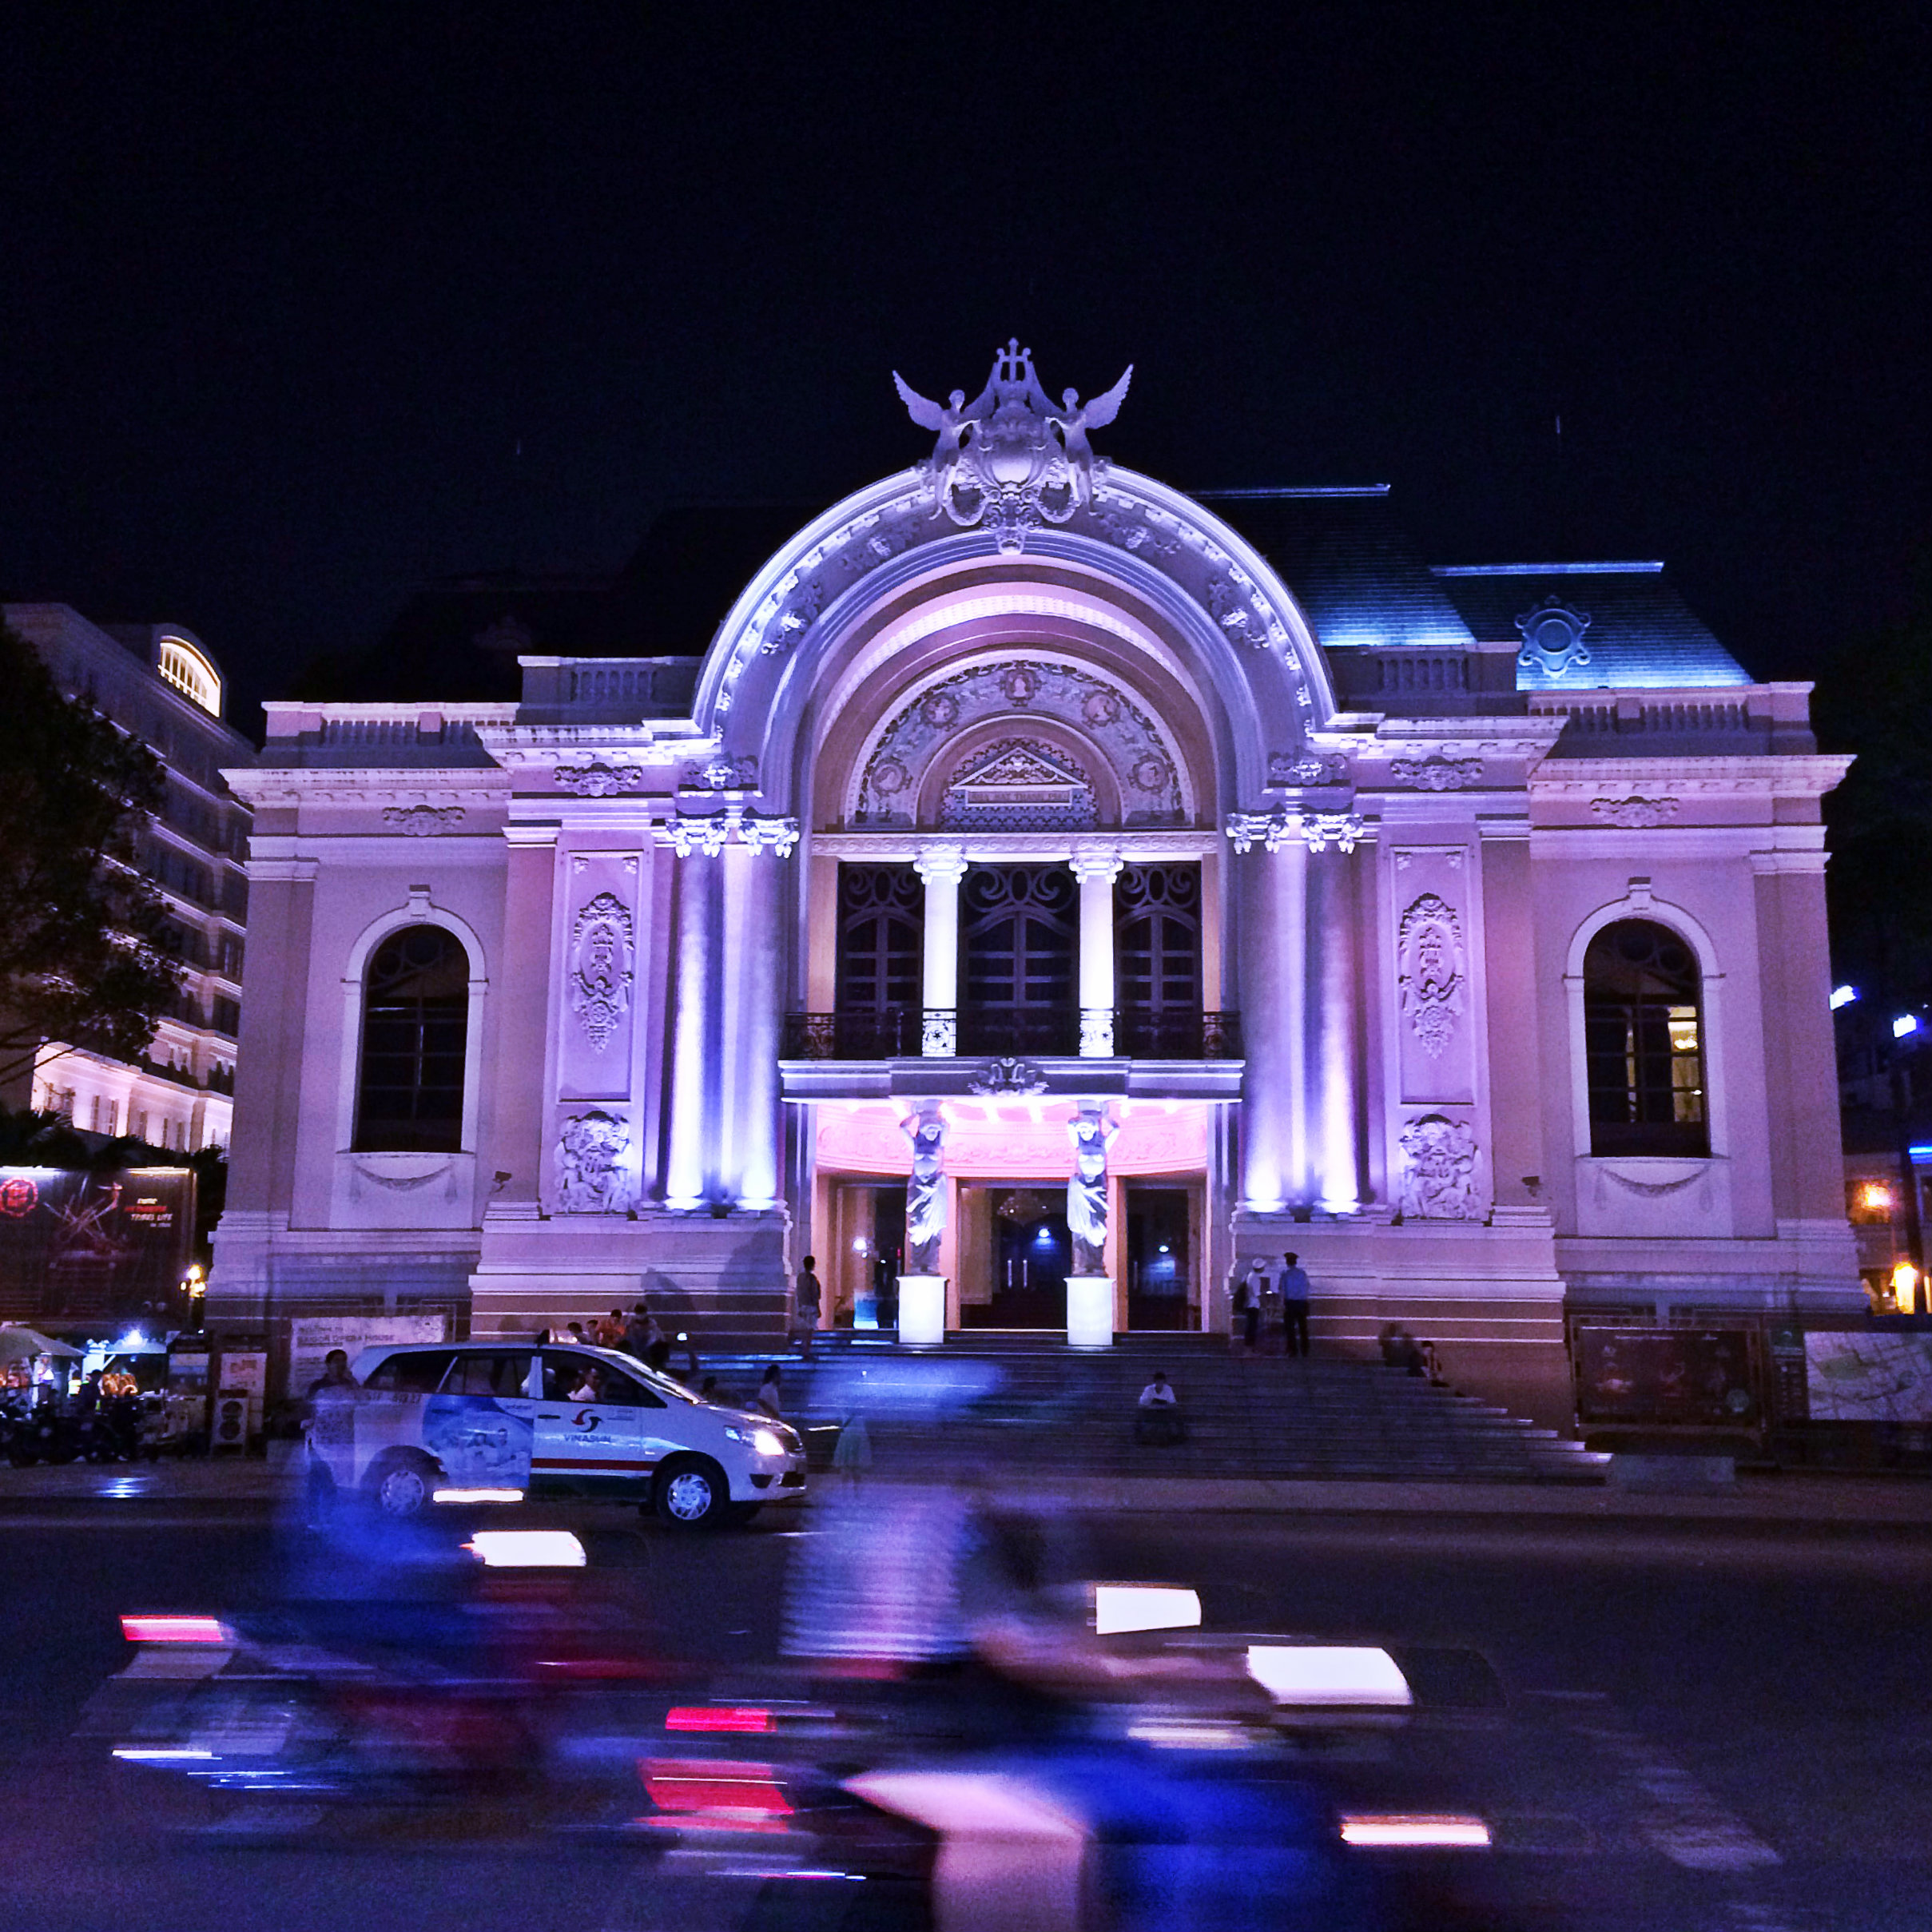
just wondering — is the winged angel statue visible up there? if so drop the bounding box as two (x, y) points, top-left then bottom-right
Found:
(894, 342), (1132, 550)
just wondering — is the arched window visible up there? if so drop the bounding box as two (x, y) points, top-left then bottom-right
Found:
(835, 865), (922, 1056)
(1583, 920), (1708, 1157)
(355, 925), (470, 1152)
(1115, 864), (1203, 1056)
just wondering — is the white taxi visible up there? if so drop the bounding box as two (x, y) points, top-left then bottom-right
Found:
(306, 1341), (806, 1528)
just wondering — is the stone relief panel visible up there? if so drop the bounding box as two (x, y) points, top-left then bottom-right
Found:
(850, 659), (1187, 829)
(1396, 1113), (1482, 1222)
(383, 805), (467, 837)
(1590, 795), (1680, 829)
(557, 857), (640, 1103)
(1389, 849), (1477, 1107)
(555, 1108), (636, 1214)
(1397, 894), (1465, 1062)
(570, 892), (634, 1052)
(1389, 756), (1483, 792)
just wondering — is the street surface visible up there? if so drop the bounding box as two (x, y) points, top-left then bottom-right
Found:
(2, 1485), (1929, 1931)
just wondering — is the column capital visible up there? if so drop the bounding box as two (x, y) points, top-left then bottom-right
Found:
(913, 843), (970, 885)
(1069, 849), (1125, 885)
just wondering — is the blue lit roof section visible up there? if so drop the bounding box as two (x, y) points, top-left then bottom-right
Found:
(1200, 489), (1477, 655)
(1429, 563), (1754, 689)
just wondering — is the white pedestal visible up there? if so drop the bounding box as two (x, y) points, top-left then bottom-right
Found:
(1065, 1273), (1115, 1349)
(896, 1274), (947, 1347)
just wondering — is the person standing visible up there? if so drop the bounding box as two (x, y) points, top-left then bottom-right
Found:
(1238, 1259), (1267, 1354)
(794, 1253), (822, 1359)
(1277, 1250), (1313, 1358)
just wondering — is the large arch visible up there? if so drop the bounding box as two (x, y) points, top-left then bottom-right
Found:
(687, 467), (1341, 820)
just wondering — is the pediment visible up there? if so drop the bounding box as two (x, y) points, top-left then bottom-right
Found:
(947, 741), (1088, 799)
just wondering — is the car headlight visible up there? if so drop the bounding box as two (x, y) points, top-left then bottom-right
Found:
(751, 1428), (785, 1457)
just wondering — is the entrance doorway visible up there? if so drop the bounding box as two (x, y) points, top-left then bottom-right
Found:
(1126, 1187), (1193, 1330)
(830, 1182), (905, 1330)
(959, 1186), (1071, 1329)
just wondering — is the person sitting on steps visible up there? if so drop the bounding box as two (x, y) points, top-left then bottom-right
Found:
(1134, 1369), (1185, 1445)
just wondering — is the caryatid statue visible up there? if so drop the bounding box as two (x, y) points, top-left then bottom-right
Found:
(1066, 1100), (1119, 1274)
(902, 1103), (948, 1273)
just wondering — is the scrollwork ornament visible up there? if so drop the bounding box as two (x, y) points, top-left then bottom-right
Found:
(570, 891), (634, 1051)
(1397, 893), (1465, 1059)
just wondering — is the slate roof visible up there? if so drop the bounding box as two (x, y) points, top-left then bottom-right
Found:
(1430, 563), (1753, 690)
(316, 491), (1757, 707)
(1200, 487), (1476, 653)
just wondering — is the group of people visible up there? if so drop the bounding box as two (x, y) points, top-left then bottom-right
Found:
(1233, 1251), (1314, 1356)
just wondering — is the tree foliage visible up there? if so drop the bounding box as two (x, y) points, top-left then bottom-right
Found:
(0, 624), (183, 1084)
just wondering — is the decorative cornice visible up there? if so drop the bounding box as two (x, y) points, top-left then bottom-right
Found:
(225, 768), (511, 805)
(813, 828), (1216, 862)
(1532, 754), (1853, 799)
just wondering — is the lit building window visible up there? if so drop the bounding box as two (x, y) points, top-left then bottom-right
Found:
(1851, 1181), (1897, 1224)
(156, 636), (221, 716)
(1583, 919), (1709, 1158)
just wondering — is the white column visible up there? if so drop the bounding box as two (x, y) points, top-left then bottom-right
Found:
(1310, 845), (1360, 1214)
(725, 841), (784, 1210)
(914, 845), (968, 1056)
(664, 849), (720, 1209)
(1236, 833), (1309, 1210)
(1071, 852), (1123, 1056)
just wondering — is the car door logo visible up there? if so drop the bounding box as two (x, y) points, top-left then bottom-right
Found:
(572, 1409), (600, 1430)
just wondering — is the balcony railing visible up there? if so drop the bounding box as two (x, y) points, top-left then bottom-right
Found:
(782, 1007), (1242, 1062)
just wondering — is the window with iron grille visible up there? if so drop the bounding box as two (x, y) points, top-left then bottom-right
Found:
(1115, 864), (1202, 1055)
(960, 865), (1078, 1055)
(834, 865), (922, 1055)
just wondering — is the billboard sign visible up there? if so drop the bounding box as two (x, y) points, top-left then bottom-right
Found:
(0, 1167), (195, 1324)
(1575, 1326), (1759, 1427)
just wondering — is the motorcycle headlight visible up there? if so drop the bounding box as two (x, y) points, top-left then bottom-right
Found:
(751, 1428), (785, 1458)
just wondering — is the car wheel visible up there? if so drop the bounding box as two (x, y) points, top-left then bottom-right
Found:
(368, 1451), (436, 1519)
(654, 1457), (729, 1529)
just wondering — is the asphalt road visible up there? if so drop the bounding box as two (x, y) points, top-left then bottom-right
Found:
(3, 1493), (1930, 1932)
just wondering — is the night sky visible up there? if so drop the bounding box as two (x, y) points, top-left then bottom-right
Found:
(2, 4), (1925, 733)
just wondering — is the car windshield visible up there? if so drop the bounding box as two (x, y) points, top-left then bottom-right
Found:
(582, 1345), (701, 1404)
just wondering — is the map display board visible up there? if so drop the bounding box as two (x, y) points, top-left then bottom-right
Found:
(1803, 1332), (1932, 1422)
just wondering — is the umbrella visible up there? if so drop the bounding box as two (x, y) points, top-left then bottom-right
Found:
(0, 1326), (85, 1361)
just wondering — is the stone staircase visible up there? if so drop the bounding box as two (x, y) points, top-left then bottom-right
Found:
(694, 1332), (1608, 1485)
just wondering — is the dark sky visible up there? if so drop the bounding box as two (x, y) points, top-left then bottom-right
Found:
(2, 3), (1925, 733)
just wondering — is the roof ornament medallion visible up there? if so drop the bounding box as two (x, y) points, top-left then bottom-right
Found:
(893, 340), (1132, 555)
(1515, 596), (1593, 679)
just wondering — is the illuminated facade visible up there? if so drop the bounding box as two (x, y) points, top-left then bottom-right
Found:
(210, 348), (1860, 1420)
(2, 605), (252, 1154)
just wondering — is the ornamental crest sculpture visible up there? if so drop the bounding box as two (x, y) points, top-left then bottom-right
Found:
(556, 1110), (634, 1214)
(1396, 1113), (1480, 1221)
(1397, 893), (1465, 1059)
(894, 340), (1132, 553)
(570, 892), (634, 1051)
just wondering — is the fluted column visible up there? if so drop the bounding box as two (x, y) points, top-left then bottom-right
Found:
(914, 845), (968, 1055)
(1234, 830), (1309, 1210)
(1071, 853), (1123, 1056)
(724, 840), (784, 1210)
(664, 848), (721, 1209)
(1309, 844), (1361, 1213)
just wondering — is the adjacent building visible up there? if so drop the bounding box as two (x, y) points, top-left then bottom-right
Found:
(2, 604), (254, 1152)
(208, 348), (1861, 1423)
